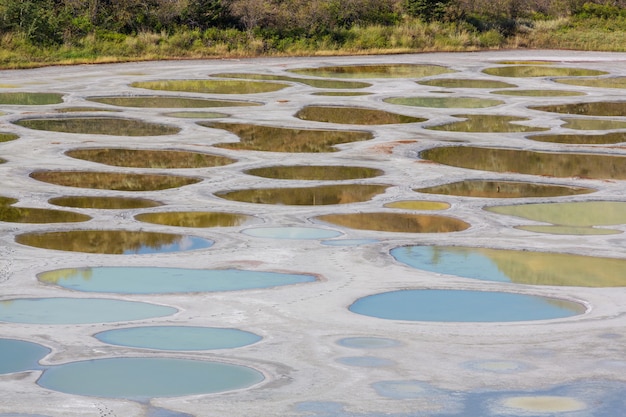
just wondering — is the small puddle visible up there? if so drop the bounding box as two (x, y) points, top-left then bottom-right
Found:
(242, 226), (341, 239)
(482, 66), (607, 77)
(531, 101), (626, 116)
(486, 201), (626, 234)
(426, 115), (549, 132)
(37, 357), (263, 399)
(415, 180), (593, 198)
(0, 298), (177, 324)
(421, 146), (626, 179)
(560, 118), (626, 130)
(38, 266), (316, 293)
(384, 96), (503, 108)
(16, 230), (213, 254)
(0, 133), (19, 143)
(95, 326), (261, 350)
(200, 122), (373, 152)
(131, 79), (288, 94)
(337, 356), (394, 367)
(311, 91), (372, 96)
(15, 117), (180, 136)
(0, 205), (91, 223)
(518, 225), (620, 235)
(163, 111), (227, 118)
(54, 106), (120, 113)
(417, 79), (516, 89)
(65, 148), (236, 169)
(0, 339), (50, 374)
(211, 73), (371, 89)
(244, 165), (383, 180)
(88, 95), (259, 108)
(315, 212), (469, 233)
(0, 196), (18, 205)
(391, 245), (626, 286)
(295, 106), (425, 125)
(216, 184), (390, 205)
(529, 131), (626, 144)
(337, 337), (400, 349)
(30, 170), (201, 191)
(289, 64), (455, 78)
(555, 76), (626, 89)
(49, 196), (162, 209)
(135, 211), (254, 227)
(349, 289), (584, 322)
(0, 92), (64, 105)
(493, 89), (585, 97)
(383, 200), (450, 210)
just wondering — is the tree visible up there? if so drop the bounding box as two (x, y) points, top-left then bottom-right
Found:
(404, 0), (453, 21)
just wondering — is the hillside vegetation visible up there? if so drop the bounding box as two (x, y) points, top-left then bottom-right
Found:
(1, 0), (625, 67)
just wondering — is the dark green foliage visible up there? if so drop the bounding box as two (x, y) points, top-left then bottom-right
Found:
(404, 0), (453, 21)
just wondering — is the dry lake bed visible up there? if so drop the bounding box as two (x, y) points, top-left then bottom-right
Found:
(0, 50), (625, 417)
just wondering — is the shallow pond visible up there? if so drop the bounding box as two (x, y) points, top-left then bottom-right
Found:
(528, 132), (626, 144)
(0, 92), (64, 105)
(555, 76), (626, 89)
(38, 266), (315, 293)
(0, 205), (91, 223)
(311, 91), (372, 96)
(417, 79), (516, 89)
(0, 298), (176, 324)
(131, 79), (288, 94)
(135, 211), (254, 227)
(383, 200), (450, 210)
(421, 146), (626, 179)
(164, 111), (228, 118)
(531, 101), (626, 116)
(37, 357), (263, 399)
(349, 289), (584, 322)
(200, 122), (373, 152)
(88, 96), (258, 108)
(242, 227), (342, 239)
(384, 96), (503, 108)
(315, 212), (469, 233)
(65, 148), (236, 169)
(391, 245), (626, 287)
(560, 118), (626, 130)
(244, 165), (383, 180)
(493, 89), (585, 97)
(210, 73), (371, 89)
(295, 106), (425, 125)
(0, 133), (19, 143)
(94, 326), (261, 350)
(49, 196), (162, 209)
(31, 171), (201, 191)
(15, 117), (180, 136)
(16, 230), (213, 254)
(426, 115), (548, 132)
(482, 66), (607, 77)
(415, 180), (593, 198)
(0, 339), (50, 374)
(0, 196), (18, 206)
(216, 184), (390, 205)
(289, 64), (455, 78)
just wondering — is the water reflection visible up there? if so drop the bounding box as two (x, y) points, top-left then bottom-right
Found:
(560, 118), (626, 130)
(555, 76), (626, 89)
(200, 122), (373, 152)
(415, 180), (593, 198)
(482, 66), (607, 77)
(216, 184), (389, 205)
(15, 117), (180, 136)
(88, 96), (258, 108)
(0, 205), (91, 223)
(0, 133), (19, 143)
(15, 230), (213, 254)
(426, 115), (548, 132)
(0, 92), (64, 105)
(295, 106), (425, 125)
(417, 79), (516, 89)
(531, 101), (626, 116)
(421, 146), (626, 179)
(31, 170), (201, 191)
(289, 64), (455, 78)
(349, 289), (584, 321)
(135, 211), (254, 227)
(529, 132), (626, 144)
(244, 165), (383, 180)
(384, 96), (503, 108)
(49, 196), (162, 209)
(65, 148), (236, 169)
(211, 73), (371, 89)
(316, 212), (469, 233)
(391, 245), (626, 286)
(131, 79), (288, 94)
